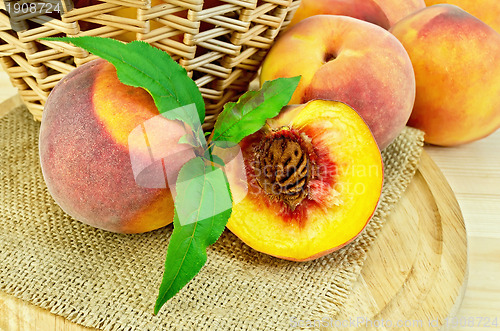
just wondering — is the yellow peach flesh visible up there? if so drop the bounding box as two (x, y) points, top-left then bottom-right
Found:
(226, 100), (383, 261)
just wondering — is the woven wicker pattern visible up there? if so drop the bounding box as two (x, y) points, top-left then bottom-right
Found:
(0, 0), (300, 126)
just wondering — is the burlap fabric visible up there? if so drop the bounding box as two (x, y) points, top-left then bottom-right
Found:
(0, 107), (424, 330)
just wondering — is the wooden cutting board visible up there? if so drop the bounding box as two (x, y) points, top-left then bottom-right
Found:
(0, 100), (467, 330)
(334, 151), (468, 330)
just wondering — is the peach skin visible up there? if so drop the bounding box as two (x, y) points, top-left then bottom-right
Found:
(260, 15), (416, 150)
(371, 0), (426, 26)
(39, 59), (195, 233)
(424, 0), (500, 34)
(288, 0), (390, 30)
(390, 4), (500, 146)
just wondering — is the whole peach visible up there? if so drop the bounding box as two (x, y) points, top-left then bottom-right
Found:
(39, 59), (195, 233)
(288, 0), (390, 30)
(390, 4), (500, 146)
(260, 15), (416, 150)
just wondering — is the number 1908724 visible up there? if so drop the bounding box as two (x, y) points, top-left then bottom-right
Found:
(444, 316), (498, 328)
(4, 1), (63, 15)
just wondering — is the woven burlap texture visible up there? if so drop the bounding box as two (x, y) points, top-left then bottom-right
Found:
(0, 107), (424, 331)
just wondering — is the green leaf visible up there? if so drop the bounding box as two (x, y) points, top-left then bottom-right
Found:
(167, 103), (206, 148)
(178, 133), (198, 147)
(40, 36), (205, 124)
(211, 76), (301, 143)
(154, 157), (232, 314)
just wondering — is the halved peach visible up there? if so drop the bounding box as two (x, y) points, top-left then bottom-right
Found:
(226, 100), (384, 261)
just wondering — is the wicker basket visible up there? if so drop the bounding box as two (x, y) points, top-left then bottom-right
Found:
(0, 0), (300, 128)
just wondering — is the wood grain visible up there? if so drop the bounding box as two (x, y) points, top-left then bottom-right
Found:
(0, 101), (468, 330)
(336, 152), (467, 330)
(426, 131), (500, 331)
(426, 136), (500, 239)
